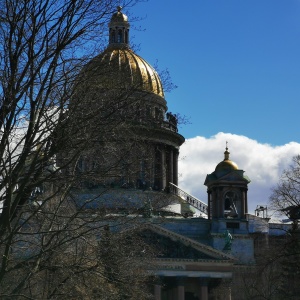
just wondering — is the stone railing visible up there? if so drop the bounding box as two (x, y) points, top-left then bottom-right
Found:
(161, 120), (178, 132)
(169, 182), (208, 216)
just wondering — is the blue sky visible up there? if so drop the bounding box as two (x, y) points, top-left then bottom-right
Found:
(118, 0), (300, 213)
(128, 0), (300, 146)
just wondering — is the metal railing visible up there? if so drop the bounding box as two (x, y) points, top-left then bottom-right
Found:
(169, 182), (208, 215)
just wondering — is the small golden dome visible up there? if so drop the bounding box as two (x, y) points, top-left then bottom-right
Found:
(215, 144), (238, 174)
(215, 160), (238, 173)
(110, 6), (128, 23)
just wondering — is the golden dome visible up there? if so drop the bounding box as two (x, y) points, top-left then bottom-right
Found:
(80, 7), (164, 98)
(110, 6), (128, 23)
(83, 47), (164, 97)
(215, 160), (238, 173)
(215, 146), (238, 175)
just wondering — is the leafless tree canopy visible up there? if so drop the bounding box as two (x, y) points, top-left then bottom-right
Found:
(0, 0), (159, 298)
(0, 0), (118, 232)
(270, 155), (300, 222)
(233, 155), (300, 300)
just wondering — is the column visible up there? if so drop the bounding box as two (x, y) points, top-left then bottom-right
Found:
(150, 147), (156, 189)
(154, 146), (161, 190)
(168, 148), (173, 185)
(224, 286), (231, 300)
(199, 278), (208, 300)
(241, 188), (245, 219)
(218, 188), (222, 218)
(160, 147), (166, 190)
(173, 149), (179, 185)
(178, 285), (184, 300)
(154, 284), (161, 300)
(222, 280), (232, 300)
(211, 188), (216, 218)
(154, 276), (163, 300)
(218, 188), (224, 218)
(207, 190), (211, 220)
(177, 277), (185, 300)
(245, 188), (248, 213)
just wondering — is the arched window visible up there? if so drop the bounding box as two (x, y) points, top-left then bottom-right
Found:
(125, 30), (128, 43)
(224, 191), (238, 218)
(110, 30), (116, 43)
(117, 29), (123, 43)
(225, 196), (231, 210)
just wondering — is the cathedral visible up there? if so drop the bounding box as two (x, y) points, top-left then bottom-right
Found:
(70, 7), (288, 300)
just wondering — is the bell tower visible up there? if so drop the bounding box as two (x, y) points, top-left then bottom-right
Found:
(204, 145), (250, 233)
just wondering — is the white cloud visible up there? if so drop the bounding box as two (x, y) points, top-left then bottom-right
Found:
(178, 132), (300, 214)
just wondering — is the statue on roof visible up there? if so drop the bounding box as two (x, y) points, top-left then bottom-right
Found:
(223, 230), (233, 251)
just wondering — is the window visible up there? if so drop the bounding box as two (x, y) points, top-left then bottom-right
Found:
(224, 191), (238, 218)
(110, 30), (115, 43)
(117, 29), (123, 43)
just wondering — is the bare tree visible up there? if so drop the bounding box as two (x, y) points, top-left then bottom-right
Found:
(234, 156), (300, 300)
(0, 0), (116, 235)
(270, 155), (300, 226)
(0, 0), (161, 298)
(267, 155), (300, 299)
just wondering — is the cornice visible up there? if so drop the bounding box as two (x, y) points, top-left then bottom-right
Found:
(210, 233), (252, 240)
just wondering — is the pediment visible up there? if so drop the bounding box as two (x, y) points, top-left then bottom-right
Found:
(205, 170), (250, 185)
(218, 171), (248, 182)
(141, 224), (235, 262)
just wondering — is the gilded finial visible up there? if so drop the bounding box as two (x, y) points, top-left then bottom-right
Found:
(117, 6), (122, 12)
